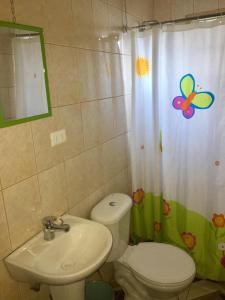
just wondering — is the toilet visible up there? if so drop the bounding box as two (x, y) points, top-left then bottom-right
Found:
(90, 193), (196, 300)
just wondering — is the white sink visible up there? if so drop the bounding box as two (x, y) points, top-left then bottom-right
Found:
(5, 215), (112, 300)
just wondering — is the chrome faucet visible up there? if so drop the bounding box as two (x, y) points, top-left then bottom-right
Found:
(42, 216), (70, 241)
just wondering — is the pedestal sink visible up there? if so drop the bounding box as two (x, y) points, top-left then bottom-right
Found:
(5, 215), (112, 300)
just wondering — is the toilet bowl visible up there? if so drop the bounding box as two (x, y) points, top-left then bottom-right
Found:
(91, 193), (196, 300)
(115, 242), (195, 300)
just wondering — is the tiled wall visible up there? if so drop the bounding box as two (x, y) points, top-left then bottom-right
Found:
(0, 0), (152, 299)
(153, 0), (225, 21)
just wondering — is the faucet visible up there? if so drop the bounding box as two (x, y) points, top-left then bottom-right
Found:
(42, 216), (70, 241)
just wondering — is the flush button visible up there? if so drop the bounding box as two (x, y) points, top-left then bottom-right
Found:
(109, 201), (117, 206)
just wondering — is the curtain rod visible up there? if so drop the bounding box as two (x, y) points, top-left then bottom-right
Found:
(124, 11), (225, 31)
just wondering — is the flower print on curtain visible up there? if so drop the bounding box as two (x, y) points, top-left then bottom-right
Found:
(129, 21), (225, 281)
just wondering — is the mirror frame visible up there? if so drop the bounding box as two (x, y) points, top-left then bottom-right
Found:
(0, 20), (52, 128)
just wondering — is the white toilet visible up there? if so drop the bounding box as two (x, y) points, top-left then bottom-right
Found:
(91, 193), (196, 300)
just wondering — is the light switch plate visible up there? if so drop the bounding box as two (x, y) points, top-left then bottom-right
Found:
(50, 129), (67, 147)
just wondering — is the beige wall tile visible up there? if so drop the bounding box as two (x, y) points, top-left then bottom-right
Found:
(99, 98), (114, 142)
(19, 283), (50, 300)
(82, 100), (100, 149)
(0, 192), (11, 259)
(65, 146), (103, 208)
(46, 45), (80, 107)
(82, 98), (116, 149)
(110, 53), (124, 97)
(58, 104), (84, 160)
(114, 168), (129, 194)
(44, 45), (57, 108)
(108, 5), (123, 53)
(154, 0), (172, 22)
(69, 186), (105, 218)
(126, 0), (153, 20)
(77, 49), (112, 101)
(0, 124), (36, 189)
(71, 0), (96, 49)
(65, 153), (89, 208)
(219, 0), (225, 9)
(110, 54), (125, 97)
(0, 261), (20, 300)
(140, 0), (154, 21)
(126, 13), (141, 28)
(77, 49), (98, 101)
(93, 0), (110, 52)
(108, 0), (123, 10)
(103, 134), (128, 182)
(113, 96), (127, 136)
(3, 176), (41, 250)
(86, 186), (105, 212)
(93, 1), (124, 54)
(69, 198), (91, 218)
(98, 52), (113, 99)
(31, 108), (64, 172)
(85, 146), (104, 194)
(14, 0), (47, 29)
(44, 0), (73, 46)
(104, 168), (128, 195)
(171, 0), (194, 19)
(38, 163), (67, 218)
(126, 0), (139, 18)
(194, 0), (219, 13)
(0, 0), (11, 21)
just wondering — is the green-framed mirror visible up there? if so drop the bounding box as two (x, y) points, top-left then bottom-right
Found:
(0, 21), (51, 127)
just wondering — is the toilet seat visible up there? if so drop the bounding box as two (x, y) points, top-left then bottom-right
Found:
(119, 242), (196, 290)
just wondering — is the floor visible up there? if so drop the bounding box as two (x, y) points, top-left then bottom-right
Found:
(114, 291), (225, 300)
(114, 280), (225, 300)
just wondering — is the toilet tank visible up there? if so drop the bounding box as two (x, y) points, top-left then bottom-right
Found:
(90, 193), (132, 262)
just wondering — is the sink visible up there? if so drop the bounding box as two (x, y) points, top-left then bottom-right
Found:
(5, 214), (112, 300)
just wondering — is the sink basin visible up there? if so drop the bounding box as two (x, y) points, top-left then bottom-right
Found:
(5, 215), (112, 286)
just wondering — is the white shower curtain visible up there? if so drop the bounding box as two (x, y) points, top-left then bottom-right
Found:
(130, 20), (225, 281)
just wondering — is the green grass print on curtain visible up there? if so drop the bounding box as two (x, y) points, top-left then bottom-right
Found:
(131, 192), (225, 281)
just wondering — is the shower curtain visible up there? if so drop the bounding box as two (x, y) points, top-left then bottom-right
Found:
(130, 20), (225, 281)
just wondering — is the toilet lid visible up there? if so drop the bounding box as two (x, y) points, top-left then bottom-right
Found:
(124, 243), (195, 285)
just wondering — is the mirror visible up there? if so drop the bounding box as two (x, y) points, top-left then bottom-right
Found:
(0, 21), (51, 127)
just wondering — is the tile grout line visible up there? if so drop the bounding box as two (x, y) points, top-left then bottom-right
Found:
(50, 93), (131, 108)
(69, 166), (128, 210)
(29, 123), (43, 215)
(0, 131), (129, 192)
(0, 189), (13, 255)
(45, 41), (132, 57)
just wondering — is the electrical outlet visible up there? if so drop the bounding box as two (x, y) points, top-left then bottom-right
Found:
(50, 129), (67, 147)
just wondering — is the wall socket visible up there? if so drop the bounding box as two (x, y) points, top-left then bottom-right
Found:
(50, 129), (67, 147)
